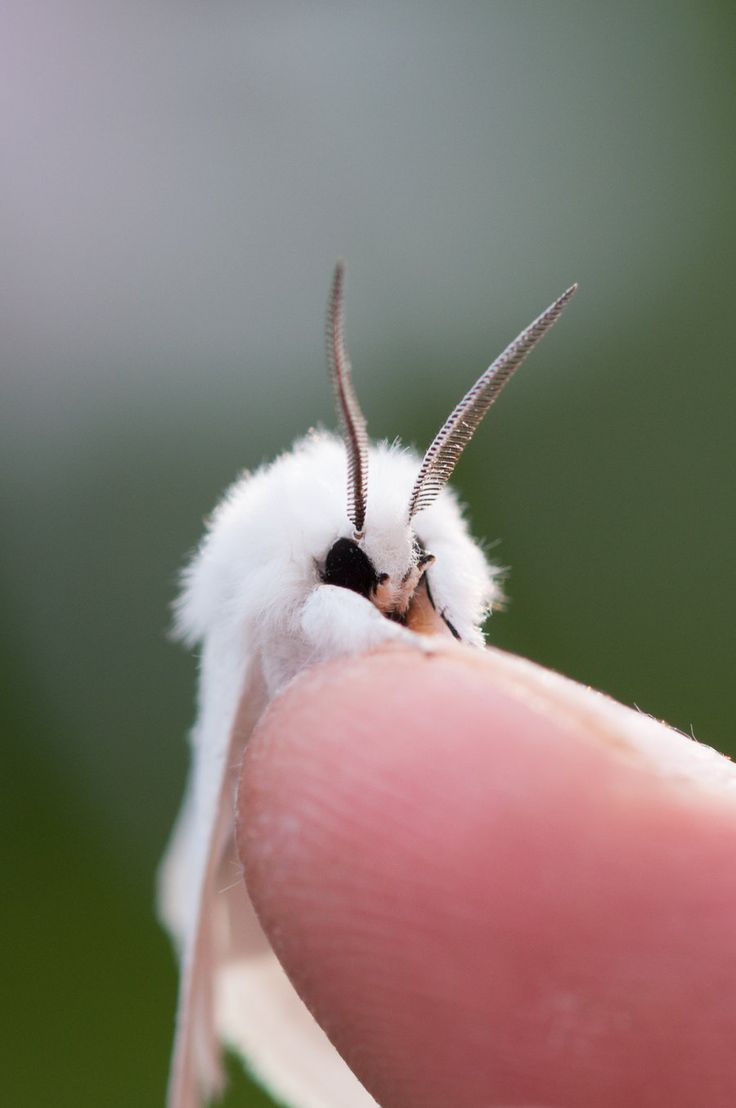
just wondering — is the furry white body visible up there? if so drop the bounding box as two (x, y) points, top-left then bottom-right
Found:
(159, 433), (498, 1108)
(159, 269), (577, 1107)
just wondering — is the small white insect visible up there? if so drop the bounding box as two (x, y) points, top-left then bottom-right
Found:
(159, 263), (577, 1108)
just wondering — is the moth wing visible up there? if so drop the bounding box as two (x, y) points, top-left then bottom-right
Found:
(159, 645), (267, 1108)
(160, 640), (378, 1108)
(214, 893), (380, 1108)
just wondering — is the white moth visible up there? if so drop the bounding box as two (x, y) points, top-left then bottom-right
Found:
(159, 263), (577, 1108)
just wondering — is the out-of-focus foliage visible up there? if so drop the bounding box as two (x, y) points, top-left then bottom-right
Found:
(2, 3), (734, 1104)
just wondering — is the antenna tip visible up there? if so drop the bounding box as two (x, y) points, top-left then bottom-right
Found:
(549, 283), (578, 315)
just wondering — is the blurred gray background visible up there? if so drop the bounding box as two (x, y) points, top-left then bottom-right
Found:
(3, 3), (734, 1104)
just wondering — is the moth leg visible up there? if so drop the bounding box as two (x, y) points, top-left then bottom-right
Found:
(301, 583), (428, 662)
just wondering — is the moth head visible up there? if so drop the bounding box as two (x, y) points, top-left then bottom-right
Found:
(322, 529), (434, 621)
(325, 261), (577, 630)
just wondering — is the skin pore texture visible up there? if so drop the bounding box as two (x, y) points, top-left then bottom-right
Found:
(237, 643), (736, 1108)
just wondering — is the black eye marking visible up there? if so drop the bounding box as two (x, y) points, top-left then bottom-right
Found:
(322, 537), (379, 599)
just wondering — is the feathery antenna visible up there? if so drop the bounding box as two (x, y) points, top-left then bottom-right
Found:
(408, 283), (578, 519)
(326, 261), (370, 536)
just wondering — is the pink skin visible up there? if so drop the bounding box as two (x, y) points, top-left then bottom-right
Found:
(237, 646), (736, 1108)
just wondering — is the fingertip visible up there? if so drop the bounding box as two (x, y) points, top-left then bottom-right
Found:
(237, 647), (736, 1108)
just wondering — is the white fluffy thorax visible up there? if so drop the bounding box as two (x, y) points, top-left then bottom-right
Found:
(175, 431), (499, 692)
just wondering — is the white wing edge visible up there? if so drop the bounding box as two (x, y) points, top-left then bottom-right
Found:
(215, 933), (380, 1108)
(159, 644), (266, 1108)
(159, 640), (378, 1108)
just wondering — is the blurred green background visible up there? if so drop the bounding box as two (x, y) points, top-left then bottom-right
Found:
(2, 3), (734, 1105)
